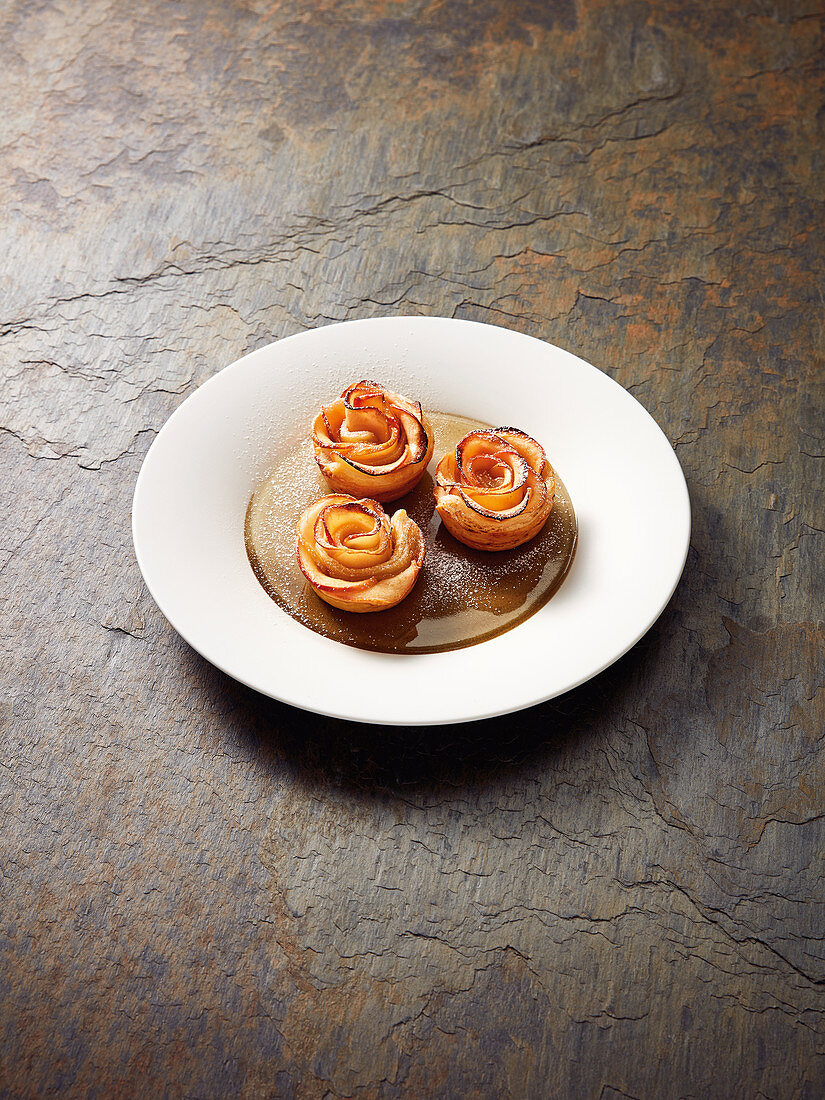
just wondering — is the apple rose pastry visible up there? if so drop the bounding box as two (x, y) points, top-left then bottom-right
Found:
(434, 428), (555, 551)
(312, 380), (434, 502)
(296, 494), (425, 612)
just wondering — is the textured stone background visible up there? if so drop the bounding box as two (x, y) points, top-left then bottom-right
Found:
(1, 0), (824, 1096)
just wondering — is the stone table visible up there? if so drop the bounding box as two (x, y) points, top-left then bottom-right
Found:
(1, 1), (823, 1096)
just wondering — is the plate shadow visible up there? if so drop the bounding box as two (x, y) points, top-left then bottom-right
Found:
(187, 621), (667, 799)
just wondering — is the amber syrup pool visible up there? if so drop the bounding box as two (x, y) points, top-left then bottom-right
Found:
(245, 412), (577, 655)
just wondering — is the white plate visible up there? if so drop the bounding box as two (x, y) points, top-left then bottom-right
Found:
(132, 317), (690, 726)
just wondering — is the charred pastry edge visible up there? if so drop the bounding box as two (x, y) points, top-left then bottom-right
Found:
(454, 427), (544, 480)
(495, 425), (542, 439)
(492, 427), (548, 468)
(395, 407), (429, 464)
(450, 426), (547, 481)
(342, 379), (424, 424)
(456, 453), (532, 499)
(315, 500), (384, 548)
(455, 429), (508, 476)
(335, 432), (427, 477)
(341, 379), (384, 410)
(341, 379), (425, 434)
(456, 485), (533, 520)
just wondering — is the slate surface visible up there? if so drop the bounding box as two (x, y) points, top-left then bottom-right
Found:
(1, 1), (824, 1097)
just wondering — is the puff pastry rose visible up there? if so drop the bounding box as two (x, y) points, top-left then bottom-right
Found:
(296, 494), (425, 612)
(312, 380), (434, 502)
(434, 428), (555, 551)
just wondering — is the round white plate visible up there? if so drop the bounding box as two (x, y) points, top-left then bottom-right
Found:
(133, 317), (690, 726)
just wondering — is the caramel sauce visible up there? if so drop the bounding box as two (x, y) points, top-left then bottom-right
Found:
(245, 412), (577, 655)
